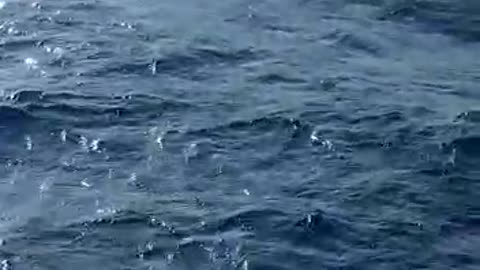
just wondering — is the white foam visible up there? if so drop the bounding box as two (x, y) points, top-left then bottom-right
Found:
(80, 179), (92, 188)
(242, 259), (249, 270)
(25, 135), (32, 151)
(24, 57), (37, 65)
(1, 259), (9, 270)
(90, 138), (100, 152)
(24, 57), (39, 69)
(183, 142), (198, 164)
(156, 135), (164, 149)
(310, 130), (320, 143)
(128, 172), (137, 183)
(39, 178), (52, 193)
(52, 47), (65, 57)
(79, 135), (88, 151)
(60, 129), (67, 143)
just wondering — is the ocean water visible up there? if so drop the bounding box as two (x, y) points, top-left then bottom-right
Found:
(0, 0), (479, 269)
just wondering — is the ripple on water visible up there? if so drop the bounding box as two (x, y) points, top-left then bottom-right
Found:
(87, 46), (263, 79)
(377, 0), (480, 42)
(0, 0), (478, 269)
(16, 92), (195, 127)
(7, 89), (44, 103)
(0, 105), (33, 123)
(456, 110), (480, 123)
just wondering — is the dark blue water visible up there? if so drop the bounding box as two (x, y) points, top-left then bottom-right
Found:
(1, 0), (479, 269)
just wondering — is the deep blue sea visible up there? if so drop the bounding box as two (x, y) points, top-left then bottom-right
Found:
(0, 0), (479, 269)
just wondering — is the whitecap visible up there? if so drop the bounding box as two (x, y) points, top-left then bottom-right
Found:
(128, 172), (137, 183)
(79, 135), (88, 151)
(24, 57), (38, 69)
(183, 142), (198, 164)
(166, 253), (174, 264)
(90, 138), (100, 152)
(150, 59), (157, 75)
(310, 130), (320, 143)
(52, 47), (65, 58)
(0, 259), (9, 270)
(155, 135), (164, 150)
(60, 129), (67, 143)
(80, 179), (92, 188)
(39, 178), (53, 194)
(25, 135), (32, 151)
(322, 139), (334, 151)
(242, 259), (249, 270)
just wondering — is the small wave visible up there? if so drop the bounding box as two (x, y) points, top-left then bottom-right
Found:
(11, 92), (193, 126)
(455, 110), (480, 123)
(52, 16), (84, 28)
(322, 29), (384, 56)
(263, 23), (299, 34)
(348, 110), (406, 126)
(0, 37), (42, 51)
(80, 209), (155, 228)
(65, 2), (101, 11)
(7, 90), (44, 103)
(441, 204), (480, 235)
(85, 50), (116, 60)
(139, 236), (246, 269)
(252, 73), (307, 84)
(213, 207), (287, 233)
(88, 47), (262, 78)
(448, 136), (480, 172)
(294, 210), (351, 237)
(0, 105), (33, 122)
(377, 0), (480, 42)
(173, 115), (311, 138)
(450, 136), (480, 157)
(210, 206), (353, 254)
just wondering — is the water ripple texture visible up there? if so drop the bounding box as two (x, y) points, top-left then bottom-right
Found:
(0, 0), (479, 269)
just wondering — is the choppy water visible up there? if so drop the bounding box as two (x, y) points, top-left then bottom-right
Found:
(1, 0), (479, 269)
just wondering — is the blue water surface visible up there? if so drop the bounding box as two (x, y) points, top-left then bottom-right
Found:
(0, 0), (479, 269)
